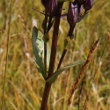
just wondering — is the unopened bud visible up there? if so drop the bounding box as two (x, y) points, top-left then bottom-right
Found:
(41, 0), (58, 16)
(47, 0), (58, 15)
(83, 0), (93, 11)
(67, 2), (79, 25)
(67, 2), (80, 38)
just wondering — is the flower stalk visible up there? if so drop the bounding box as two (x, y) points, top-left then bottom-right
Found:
(40, 2), (63, 110)
(43, 11), (48, 75)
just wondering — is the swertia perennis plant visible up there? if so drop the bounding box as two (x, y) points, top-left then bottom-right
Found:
(32, 0), (97, 110)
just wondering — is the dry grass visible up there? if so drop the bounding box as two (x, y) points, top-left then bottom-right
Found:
(0, 0), (110, 110)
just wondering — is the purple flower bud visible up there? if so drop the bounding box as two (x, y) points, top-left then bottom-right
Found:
(46, 0), (58, 15)
(41, 0), (58, 16)
(83, 0), (93, 11)
(67, 2), (80, 37)
(67, 2), (79, 25)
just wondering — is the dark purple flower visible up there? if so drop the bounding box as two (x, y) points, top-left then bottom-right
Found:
(83, 0), (93, 11)
(41, 0), (58, 16)
(67, 2), (80, 37)
(67, 2), (79, 25)
(47, 0), (58, 15)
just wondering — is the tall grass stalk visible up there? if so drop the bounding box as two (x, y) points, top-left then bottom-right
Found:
(67, 39), (99, 108)
(1, 0), (12, 110)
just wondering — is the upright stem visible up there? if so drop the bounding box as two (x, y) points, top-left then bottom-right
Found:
(44, 13), (48, 75)
(57, 49), (67, 69)
(40, 3), (63, 110)
(48, 14), (61, 77)
(40, 82), (51, 110)
(44, 42), (47, 74)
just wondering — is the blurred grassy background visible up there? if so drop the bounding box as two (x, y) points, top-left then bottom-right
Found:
(0, 0), (110, 110)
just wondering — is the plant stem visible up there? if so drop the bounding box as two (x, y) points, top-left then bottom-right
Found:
(47, 16), (52, 32)
(44, 42), (47, 74)
(57, 49), (67, 69)
(40, 82), (51, 110)
(57, 35), (75, 70)
(40, 3), (63, 110)
(44, 13), (48, 76)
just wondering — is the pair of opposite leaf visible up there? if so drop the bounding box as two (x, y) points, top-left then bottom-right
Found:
(32, 26), (85, 84)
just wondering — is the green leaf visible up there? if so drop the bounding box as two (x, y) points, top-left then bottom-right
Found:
(46, 60), (85, 84)
(32, 26), (45, 78)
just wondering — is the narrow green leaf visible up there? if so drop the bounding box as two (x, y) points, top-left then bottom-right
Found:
(46, 60), (85, 84)
(32, 26), (45, 78)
